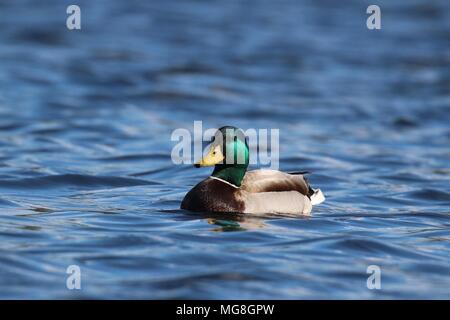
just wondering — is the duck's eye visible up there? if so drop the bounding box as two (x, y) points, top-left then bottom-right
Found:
(212, 151), (216, 155)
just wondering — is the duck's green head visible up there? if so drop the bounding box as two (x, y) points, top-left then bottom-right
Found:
(195, 126), (249, 187)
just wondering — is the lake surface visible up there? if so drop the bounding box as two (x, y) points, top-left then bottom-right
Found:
(0, 0), (449, 299)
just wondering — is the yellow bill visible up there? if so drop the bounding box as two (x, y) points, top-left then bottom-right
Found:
(195, 143), (224, 167)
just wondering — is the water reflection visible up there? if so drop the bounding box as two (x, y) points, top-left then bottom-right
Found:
(207, 214), (266, 232)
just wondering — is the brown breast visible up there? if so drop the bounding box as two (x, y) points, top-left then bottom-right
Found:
(181, 178), (245, 213)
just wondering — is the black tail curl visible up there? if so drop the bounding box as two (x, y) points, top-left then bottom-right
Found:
(288, 171), (310, 175)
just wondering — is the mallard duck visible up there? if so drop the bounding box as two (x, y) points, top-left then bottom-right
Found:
(181, 126), (325, 215)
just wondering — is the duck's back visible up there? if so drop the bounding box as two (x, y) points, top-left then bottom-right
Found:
(241, 169), (311, 195)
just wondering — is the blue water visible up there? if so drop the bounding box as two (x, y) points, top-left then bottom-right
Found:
(0, 0), (449, 299)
